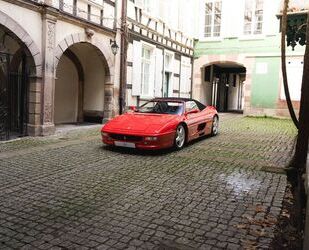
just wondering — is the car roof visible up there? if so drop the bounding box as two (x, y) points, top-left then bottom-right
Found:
(152, 97), (197, 102)
(151, 98), (207, 110)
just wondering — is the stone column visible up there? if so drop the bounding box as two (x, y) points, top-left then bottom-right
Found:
(41, 12), (57, 135)
(103, 80), (115, 123)
(27, 76), (43, 136)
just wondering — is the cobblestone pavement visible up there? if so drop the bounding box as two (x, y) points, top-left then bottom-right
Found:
(0, 114), (297, 249)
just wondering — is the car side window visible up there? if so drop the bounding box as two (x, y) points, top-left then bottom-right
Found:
(185, 101), (199, 112)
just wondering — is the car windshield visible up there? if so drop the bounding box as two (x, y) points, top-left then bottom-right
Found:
(137, 101), (184, 115)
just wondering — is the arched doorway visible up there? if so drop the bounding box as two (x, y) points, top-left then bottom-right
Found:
(54, 42), (107, 125)
(202, 62), (246, 112)
(0, 27), (35, 140)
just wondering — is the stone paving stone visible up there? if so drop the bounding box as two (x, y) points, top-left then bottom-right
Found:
(0, 114), (296, 249)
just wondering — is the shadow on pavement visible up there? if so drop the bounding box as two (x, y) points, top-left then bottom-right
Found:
(100, 134), (215, 156)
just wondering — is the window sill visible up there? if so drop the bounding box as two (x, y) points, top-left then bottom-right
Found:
(198, 37), (223, 42)
(139, 95), (154, 100)
(238, 35), (266, 41)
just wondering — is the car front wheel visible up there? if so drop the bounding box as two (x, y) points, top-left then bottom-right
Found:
(174, 124), (186, 149)
(211, 116), (219, 136)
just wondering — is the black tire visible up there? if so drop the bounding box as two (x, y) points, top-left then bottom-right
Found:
(211, 116), (219, 136)
(174, 124), (186, 149)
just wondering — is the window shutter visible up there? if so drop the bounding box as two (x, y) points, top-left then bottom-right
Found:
(180, 57), (186, 97)
(132, 41), (142, 96)
(168, 55), (174, 97)
(155, 48), (163, 97)
(187, 64), (192, 94)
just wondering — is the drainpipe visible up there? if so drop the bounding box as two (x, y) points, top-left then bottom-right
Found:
(190, 57), (194, 99)
(119, 0), (128, 115)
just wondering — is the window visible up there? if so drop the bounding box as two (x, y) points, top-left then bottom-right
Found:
(244, 0), (264, 35)
(141, 46), (152, 96)
(165, 54), (171, 70)
(138, 101), (184, 115)
(185, 101), (199, 112)
(204, 0), (222, 37)
(143, 0), (151, 13)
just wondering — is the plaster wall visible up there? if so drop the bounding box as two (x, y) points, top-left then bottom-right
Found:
(70, 45), (106, 112)
(55, 55), (79, 124)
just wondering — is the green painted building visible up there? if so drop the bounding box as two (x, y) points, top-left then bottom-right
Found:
(192, 0), (306, 117)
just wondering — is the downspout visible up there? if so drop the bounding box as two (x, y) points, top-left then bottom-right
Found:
(179, 56), (181, 98)
(113, 0), (117, 30)
(190, 57), (193, 99)
(162, 48), (165, 97)
(119, 0), (128, 114)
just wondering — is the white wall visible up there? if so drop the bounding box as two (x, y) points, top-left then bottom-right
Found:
(71, 45), (106, 112)
(201, 67), (213, 106)
(197, 0), (282, 40)
(55, 43), (106, 124)
(55, 55), (79, 124)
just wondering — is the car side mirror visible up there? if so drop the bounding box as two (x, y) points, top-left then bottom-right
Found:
(185, 109), (199, 115)
(129, 106), (137, 111)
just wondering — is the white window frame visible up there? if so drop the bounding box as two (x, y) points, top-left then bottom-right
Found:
(204, 0), (222, 38)
(143, 0), (152, 13)
(243, 0), (264, 36)
(163, 51), (174, 97)
(140, 42), (155, 98)
(164, 51), (174, 73)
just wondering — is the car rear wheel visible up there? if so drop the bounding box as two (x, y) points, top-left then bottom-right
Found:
(211, 116), (219, 136)
(174, 124), (186, 149)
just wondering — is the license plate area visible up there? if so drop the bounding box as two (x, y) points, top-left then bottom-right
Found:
(114, 141), (136, 148)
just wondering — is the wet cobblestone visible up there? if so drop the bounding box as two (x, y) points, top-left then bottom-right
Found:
(0, 114), (297, 249)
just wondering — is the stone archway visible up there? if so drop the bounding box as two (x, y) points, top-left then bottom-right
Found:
(193, 54), (255, 114)
(54, 34), (115, 124)
(0, 10), (42, 76)
(0, 10), (42, 139)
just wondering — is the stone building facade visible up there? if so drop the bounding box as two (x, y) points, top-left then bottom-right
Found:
(0, 0), (119, 140)
(0, 0), (197, 141)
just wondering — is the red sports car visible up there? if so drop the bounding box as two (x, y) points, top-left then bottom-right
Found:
(101, 98), (219, 150)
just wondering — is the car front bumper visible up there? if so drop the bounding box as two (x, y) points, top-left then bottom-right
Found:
(102, 131), (175, 150)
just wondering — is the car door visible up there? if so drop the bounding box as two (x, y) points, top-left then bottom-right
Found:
(185, 101), (201, 140)
(202, 107), (215, 135)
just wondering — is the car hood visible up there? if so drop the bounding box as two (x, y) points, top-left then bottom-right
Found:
(103, 113), (177, 134)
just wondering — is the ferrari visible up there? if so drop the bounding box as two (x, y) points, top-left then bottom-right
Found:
(101, 98), (219, 150)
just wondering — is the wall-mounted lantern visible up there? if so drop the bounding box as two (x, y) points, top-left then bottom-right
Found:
(110, 39), (119, 55)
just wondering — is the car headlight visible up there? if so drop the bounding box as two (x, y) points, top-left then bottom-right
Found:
(101, 132), (109, 137)
(145, 136), (158, 141)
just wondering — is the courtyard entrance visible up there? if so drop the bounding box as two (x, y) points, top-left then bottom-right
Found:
(203, 63), (246, 112)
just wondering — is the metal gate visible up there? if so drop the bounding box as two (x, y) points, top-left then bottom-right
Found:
(0, 52), (28, 141)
